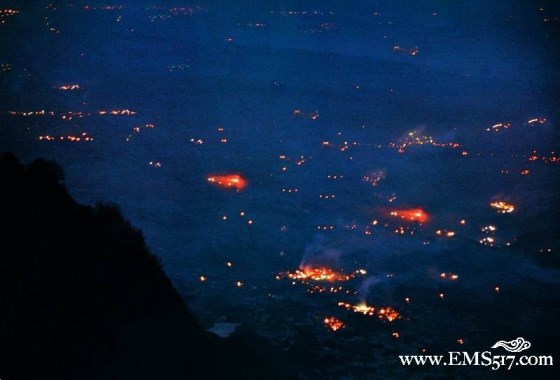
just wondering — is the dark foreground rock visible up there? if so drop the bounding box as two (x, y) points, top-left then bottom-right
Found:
(0, 153), (288, 380)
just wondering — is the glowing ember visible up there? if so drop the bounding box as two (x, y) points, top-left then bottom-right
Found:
(277, 267), (366, 294)
(436, 229), (455, 237)
(377, 307), (401, 322)
(38, 132), (94, 142)
(363, 171), (385, 187)
(528, 150), (558, 164)
(394, 226), (415, 235)
(337, 302), (401, 321)
(487, 122), (511, 132)
(284, 267), (353, 282)
(440, 273), (459, 281)
(324, 317), (346, 331)
(307, 285), (347, 294)
(527, 117), (546, 125)
(338, 301), (375, 315)
(480, 237), (495, 246)
(490, 201), (515, 213)
(388, 131), (459, 153)
(481, 225), (497, 233)
(207, 174), (247, 191)
(389, 209), (429, 223)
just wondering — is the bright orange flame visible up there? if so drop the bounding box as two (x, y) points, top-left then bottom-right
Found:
(440, 272), (459, 281)
(389, 208), (429, 223)
(490, 201), (515, 213)
(289, 267), (348, 282)
(377, 307), (400, 322)
(324, 317), (346, 331)
(338, 301), (375, 315)
(337, 302), (401, 321)
(207, 174), (247, 191)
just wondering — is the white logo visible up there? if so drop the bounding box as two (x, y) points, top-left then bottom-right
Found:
(491, 337), (531, 353)
(399, 336), (553, 370)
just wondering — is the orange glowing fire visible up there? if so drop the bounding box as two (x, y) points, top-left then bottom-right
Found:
(440, 272), (459, 281)
(490, 201), (515, 213)
(377, 307), (400, 322)
(207, 174), (247, 191)
(279, 267), (367, 283)
(338, 302), (375, 316)
(289, 267), (347, 282)
(276, 267), (366, 295)
(337, 302), (401, 322)
(389, 208), (428, 223)
(324, 317), (346, 331)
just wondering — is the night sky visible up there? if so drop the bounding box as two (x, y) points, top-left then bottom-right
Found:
(1, 0), (560, 378)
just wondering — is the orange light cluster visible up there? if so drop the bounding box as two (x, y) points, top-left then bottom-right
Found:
(286, 267), (349, 282)
(487, 123), (511, 132)
(0, 9), (19, 20)
(440, 272), (459, 281)
(9, 110), (49, 116)
(307, 284), (353, 294)
(480, 237), (495, 246)
(276, 267), (366, 295)
(337, 302), (401, 322)
(207, 174), (247, 191)
(490, 201), (515, 214)
(38, 132), (94, 142)
(377, 307), (401, 322)
(363, 171), (385, 187)
(527, 118), (546, 125)
(436, 229), (455, 237)
(388, 131), (459, 153)
(528, 150), (558, 164)
(338, 302), (375, 315)
(61, 111), (85, 121)
(389, 208), (428, 223)
(324, 317), (346, 331)
(0, 9), (19, 15)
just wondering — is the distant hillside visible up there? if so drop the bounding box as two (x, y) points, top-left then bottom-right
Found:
(0, 153), (286, 380)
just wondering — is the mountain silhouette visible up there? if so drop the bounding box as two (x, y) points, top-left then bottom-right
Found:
(0, 153), (288, 380)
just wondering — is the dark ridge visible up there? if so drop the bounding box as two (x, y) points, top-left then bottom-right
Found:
(0, 152), (289, 380)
